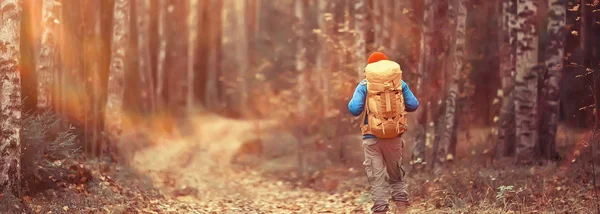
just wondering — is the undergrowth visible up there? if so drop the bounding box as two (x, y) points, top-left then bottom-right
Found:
(20, 110), (83, 195)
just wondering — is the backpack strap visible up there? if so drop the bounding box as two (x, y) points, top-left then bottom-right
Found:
(360, 83), (374, 136)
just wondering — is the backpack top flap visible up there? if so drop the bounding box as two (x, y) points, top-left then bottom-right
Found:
(364, 60), (403, 94)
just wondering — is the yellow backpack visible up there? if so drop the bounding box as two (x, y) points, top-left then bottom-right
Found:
(360, 60), (408, 138)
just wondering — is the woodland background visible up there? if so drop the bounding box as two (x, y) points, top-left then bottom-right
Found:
(0, 0), (599, 213)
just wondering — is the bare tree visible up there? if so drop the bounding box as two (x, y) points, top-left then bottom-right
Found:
(221, 0), (249, 117)
(412, 0), (436, 168)
(187, 0), (199, 113)
(496, 0), (517, 157)
(295, 0), (307, 117)
(353, 0), (367, 80)
(437, 0), (467, 167)
(36, 0), (57, 110)
(539, 0), (566, 160)
(514, 0), (540, 163)
(136, 0), (155, 113)
(0, 0), (23, 198)
(104, 0), (130, 156)
(381, 0), (393, 55)
(204, 0), (222, 110)
(156, 0), (167, 109)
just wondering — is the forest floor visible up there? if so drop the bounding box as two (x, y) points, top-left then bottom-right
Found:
(22, 114), (600, 214)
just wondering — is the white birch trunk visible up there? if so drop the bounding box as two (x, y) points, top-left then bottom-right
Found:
(156, 0), (167, 109)
(295, 0), (307, 118)
(496, 0), (518, 157)
(104, 0), (130, 153)
(205, 0), (221, 110)
(412, 0), (435, 167)
(514, 0), (539, 163)
(136, 0), (155, 113)
(187, 0), (199, 113)
(353, 0), (367, 80)
(221, 0), (249, 116)
(438, 0), (467, 165)
(382, 0), (393, 54)
(539, 0), (566, 159)
(36, 0), (56, 110)
(0, 0), (22, 196)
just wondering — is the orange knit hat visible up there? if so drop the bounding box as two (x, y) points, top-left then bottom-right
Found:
(367, 52), (388, 64)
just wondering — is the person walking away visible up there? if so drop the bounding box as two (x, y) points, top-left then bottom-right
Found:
(348, 52), (419, 214)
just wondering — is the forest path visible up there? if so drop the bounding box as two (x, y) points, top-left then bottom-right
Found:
(128, 113), (432, 213)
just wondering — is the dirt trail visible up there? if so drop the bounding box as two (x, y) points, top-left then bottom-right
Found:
(130, 114), (380, 213)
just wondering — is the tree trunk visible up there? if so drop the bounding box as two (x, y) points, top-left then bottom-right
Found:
(412, 0), (435, 168)
(0, 0), (23, 197)
(353, 0), (367, 80)
(382, 0), (393, 55)
(295, 0), (307, 118)
(104, 0), (130, 157)
(155, 0), (167, 110)
(437, 0), (466, 166)
(83, 0), (103, 156)
(187, 0), (199, 113)
(539, 0), (566, 160)
(496, 0), (517, 157)
(514, 0), (540, 163)
(221, 0), (249, 117)
(36, 0), (56, 111)
(317, 0), (333, 117)
(371, 0), (383, 51)
(136, 0), (155, 113)
(204, 0), (222, 111)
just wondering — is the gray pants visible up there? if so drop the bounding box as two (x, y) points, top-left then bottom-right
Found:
(362, 137), (409, 213)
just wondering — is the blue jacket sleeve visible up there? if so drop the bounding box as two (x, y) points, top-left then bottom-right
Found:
(402, 80), (419, 112)
(348, 80), (367, 116)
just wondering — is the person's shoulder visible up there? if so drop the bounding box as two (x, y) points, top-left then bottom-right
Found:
(360, 79), (367, 85)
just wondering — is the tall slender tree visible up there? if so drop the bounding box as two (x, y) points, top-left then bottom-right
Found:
(514, 0), (540, 163)
(295, 0), (307, 118)
(136, 0), (155, 113)
(353, 0), (367, 80)
(187, 0), (198, 113)
(412, 0), (436, 168)
(155, 0), (167, 110)
(437, 0), (467, 166)
(221, 0), (249, 117)
(0, 0), (23, 197)
(539, 0), (566, 159)
(104, 0), (130, 156)
(496, 0), (517, 157)
(36, 0), (56, 111)
(204, 0), (222, 110)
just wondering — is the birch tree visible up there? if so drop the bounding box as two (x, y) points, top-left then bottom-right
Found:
(136, 0), (155, 113)
(316, 0), (333, 116)
(371, 0), (382, 50)
(514, 0), (540, 163)
(104, 0), (130, 155)
(187, 0), (199, 113)
(36, 0), (57, 110)
(539, 0), (566, 159)
(381, 0), (393, 55)
(353, 0), (367, 80)
(295, 0), (307, 117)
(412, 0), (436, 168)
(204, 0), (221, 110)
(437, 0), (467, 166)
(156, 0), (167, 109)
(221, 0), (249, 117)
(496, 0), (517, 157)
(82, 0), (102, 155)
(0, 0), (23, 197)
